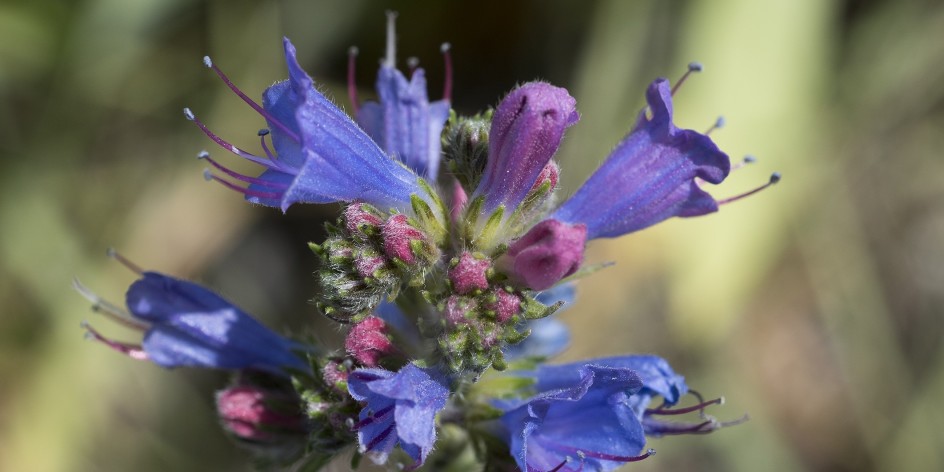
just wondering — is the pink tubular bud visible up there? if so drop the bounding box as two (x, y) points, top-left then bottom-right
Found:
(450, 179), (469, 224)
(504, 219), (587, 290)
(216, 384), (305, 442)
(345, 316), (394, 367)
(449, 251), (491, 295)
(381, 214), (426, 264)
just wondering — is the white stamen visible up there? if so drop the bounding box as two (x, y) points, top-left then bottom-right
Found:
(196, 150), (210, 159)
(385, 10), (398, 67)
(440, 42), (451, 53)
(203, 56), (213, 68)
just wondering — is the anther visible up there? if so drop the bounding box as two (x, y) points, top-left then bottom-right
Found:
(731, 155), (756, 171)
(705, 116), (725, 135)
(203, 57), (300, 143)
(183, 107), (195, 121)
(257, 128), (270, 136)
(718, 172), (781, 205)
(347, 46), (360, 113)
(406, 56), (419, 75)
(671, 61), (704, 96)
(440, 42), (453, 101)
(106, 247), (144, 275)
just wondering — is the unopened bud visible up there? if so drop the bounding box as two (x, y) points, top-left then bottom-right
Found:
(449, 252), (491, 295)
(216, 384), (305, 442)
(381, 214), (427, 265)
(345, 316), (394, 367)
(343, 203), (384, 238)
(502, 219), (587, 290)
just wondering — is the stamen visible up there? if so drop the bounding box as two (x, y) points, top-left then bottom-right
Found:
(440, 42), (453, 101)
(347, 46), (360, 114)
(406, 56), (419, 75)
(81, 321), (149, 361)
(384, 10), (398, 68)
(184, 109), (289, 172)
(646, 396), (724, 416)
(717, 172), (781, 205)
(106, 247), (144, 275)
(548, 442), (655, 463)
(258, 130), (278, 160)
(202, 56), (301, 143)
(731, 154), (756, 171)
(203, 171), (285, 201)
(705, 116), (725, 135)
(671, 62), (703, 96)
(198, 151), (288, 189)
(72, 278), (149, 331)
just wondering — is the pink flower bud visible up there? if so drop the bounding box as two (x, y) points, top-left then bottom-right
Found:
(487, 289), (521, 323)
(449, 251), (491, 295)
(504, 219), (587, 290)
(381, 214), (426, 264)
(344, 203), (384, 237)
(345, 316), (394, 367)
(216, 384), (304, 442)
(530, 161), (560, 193)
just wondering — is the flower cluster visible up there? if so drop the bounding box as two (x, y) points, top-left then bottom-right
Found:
(75, 13), (771, 471)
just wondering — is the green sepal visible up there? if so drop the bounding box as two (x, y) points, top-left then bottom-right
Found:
(474, 205), (505, 251)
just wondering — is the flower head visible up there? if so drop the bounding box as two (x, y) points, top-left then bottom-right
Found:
(355, 12), (451, 180)
(348, 363), (450, 468)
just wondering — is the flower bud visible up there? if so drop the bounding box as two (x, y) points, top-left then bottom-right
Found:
(216, 384), (305, 442)
(343, 203), (384, 238)
(503, 219), (587, 290)
(449, 251), (491, 295)
(345, 316), (395, 367)
(486, 288), (521, 323)
(475, 82), (578, 213)
(381, 214), (427, 264)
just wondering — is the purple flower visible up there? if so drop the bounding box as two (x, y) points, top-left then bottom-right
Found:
(348, 363), (450, 468)
(496, 365), (650, 472)
(81, 272), (308, 374)
(552, 78), (730, 239)
(474, 82), (579, 213)
(355, 13), (450, 180)
(190, 38), (426, 212)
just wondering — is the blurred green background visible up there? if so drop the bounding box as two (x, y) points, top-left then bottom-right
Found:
(2, 0), (943, 470)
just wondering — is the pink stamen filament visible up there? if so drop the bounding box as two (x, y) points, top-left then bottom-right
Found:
(646, 396), (724, 416)
(347, 46), (360, 114)
(82, 322), (149, 361)
(718, 172), (781, 205)
(204, 57), (301, 143)
(186, 110), (292, 172)
(671, 62), (703, 96)
(200, 153), (288, 189)
(546, 441), (654, 463)
(441, 42), (453, 101)
(204, 172), (284, 201)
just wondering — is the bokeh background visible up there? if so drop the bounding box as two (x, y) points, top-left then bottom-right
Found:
(2, 0), (943, 470)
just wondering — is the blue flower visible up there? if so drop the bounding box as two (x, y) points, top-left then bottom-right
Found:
(81, 271), (309, 374)
(189, 38), (428, 213)
(495, 365), (650, 472)
(474, 82), (579, 213)
(552, 78), (730, 239)
(355, 13), (450, 180)
(348, 363), (450, 468)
